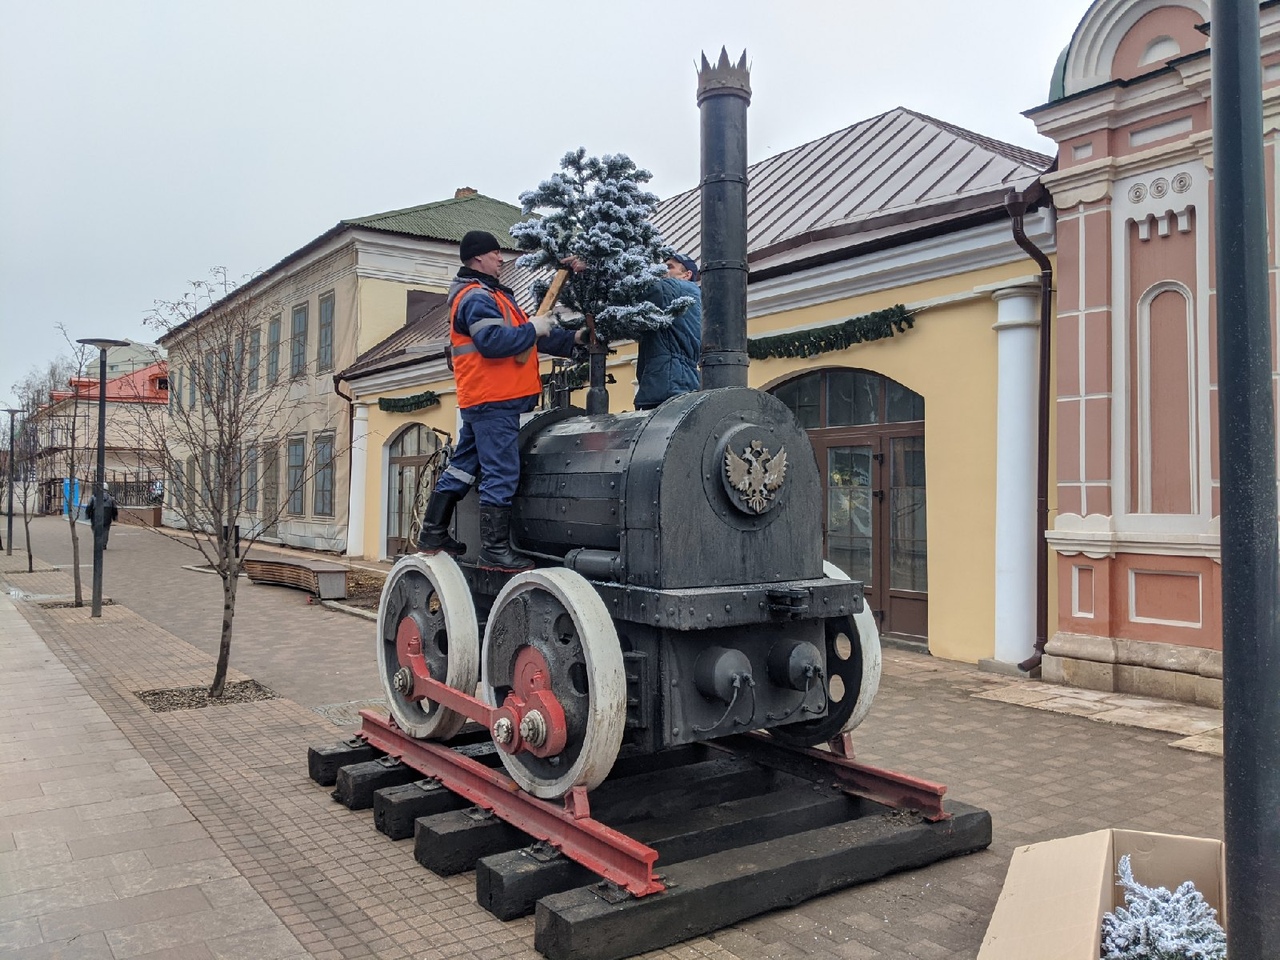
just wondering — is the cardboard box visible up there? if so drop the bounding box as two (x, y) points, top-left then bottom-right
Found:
(977, 829), (1226, 959)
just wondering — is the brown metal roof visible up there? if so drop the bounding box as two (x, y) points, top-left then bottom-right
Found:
(499, 107), (1049, 297)
(345, 108), (1051, 383)
(658, 106), (1051, 271)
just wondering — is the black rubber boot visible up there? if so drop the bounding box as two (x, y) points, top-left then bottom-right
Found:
(478, 505), (533, 573)
(416, 490), (466, 556)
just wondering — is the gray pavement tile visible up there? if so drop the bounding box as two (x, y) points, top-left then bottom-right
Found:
(0, 782), (45, 802)
(9, 932), (116, 959)
(76, 793), (184, 821)
(196, 877), (264, 910)
(143, 838), (225, 869)
(0, 877), (121, 924)
(2, 762), (122, 790)
(0, 844), (72, 872)
(10, 811), (156, 845)
(65, 821), (206, 861)
(37, 885), (211, 942)
(0, 916), (45, 952)
(206, 923), (308, 960)
(102, 899), (282, 960)
(109, 857), (241, 898)
(0, 851), (153, 899)
(128, 946), (215, 960)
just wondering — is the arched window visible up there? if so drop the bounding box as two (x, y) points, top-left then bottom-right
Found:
(386, 424), (443, 557)
(771, 368), (927, 642)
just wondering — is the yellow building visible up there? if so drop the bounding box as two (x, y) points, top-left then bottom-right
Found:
(157, 188), (528, 551)
(339, 109), (1057, 668)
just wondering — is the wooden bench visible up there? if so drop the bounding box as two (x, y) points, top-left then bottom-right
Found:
(243, 556), (349, 600)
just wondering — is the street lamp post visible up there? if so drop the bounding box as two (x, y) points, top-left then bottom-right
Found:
(2, 407), (20, 556)
(76, 338), (128, 618)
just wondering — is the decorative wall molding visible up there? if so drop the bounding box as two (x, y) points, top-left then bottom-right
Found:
(747, 210), (1055, 320)
(1041, 140), (1204, 208)
(1111, 159), (1213, 534)
(1048, 513), (1222, 559)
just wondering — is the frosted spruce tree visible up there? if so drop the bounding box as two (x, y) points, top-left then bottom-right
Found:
(1101, 855), (1227, 960)
(510, 149), (695, 345)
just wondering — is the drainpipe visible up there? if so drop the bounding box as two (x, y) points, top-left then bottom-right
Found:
(1004, 186), (1053, 673)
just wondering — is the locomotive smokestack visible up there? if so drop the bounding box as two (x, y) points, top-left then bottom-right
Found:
(697, 48), (751, 390)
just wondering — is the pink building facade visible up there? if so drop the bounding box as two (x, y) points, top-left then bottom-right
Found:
(1027, 0), (1280, 706)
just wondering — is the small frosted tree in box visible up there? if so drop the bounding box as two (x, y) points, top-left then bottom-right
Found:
(1101, 854), (1227, 960)
(510, 148), (694, 344)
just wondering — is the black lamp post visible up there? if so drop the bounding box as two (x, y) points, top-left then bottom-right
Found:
(2, 407), (19, 557)
(76, 338), (128, 618)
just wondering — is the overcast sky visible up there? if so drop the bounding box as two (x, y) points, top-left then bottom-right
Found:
(0, 1), (1087, 404)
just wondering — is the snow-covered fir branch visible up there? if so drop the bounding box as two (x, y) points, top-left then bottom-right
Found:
(1100, 854), (1227, 960)
(513, 148), (689, 343)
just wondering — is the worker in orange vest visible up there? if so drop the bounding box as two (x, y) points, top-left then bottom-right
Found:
(418, 230), (587, 572)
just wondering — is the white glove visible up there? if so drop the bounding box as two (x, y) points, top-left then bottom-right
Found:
(530, 315), (556, 338)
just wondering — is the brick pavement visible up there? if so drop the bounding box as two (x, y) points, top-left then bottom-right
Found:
(0, 518), (1225, 959)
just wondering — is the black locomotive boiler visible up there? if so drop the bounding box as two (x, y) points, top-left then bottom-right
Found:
(374, 51), (880, 800)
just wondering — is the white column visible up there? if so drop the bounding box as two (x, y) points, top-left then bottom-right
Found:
(346, 402), (370, 559)
(991, 285), (1042, 666)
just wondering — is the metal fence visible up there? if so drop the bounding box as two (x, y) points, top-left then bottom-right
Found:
(105, 470), (164, 507)
(38, 470), (164, 514)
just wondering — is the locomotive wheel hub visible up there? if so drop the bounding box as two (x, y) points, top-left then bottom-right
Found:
(392, 666), (414, 696)
(492, 716), (514, 745)
(394, 618), (428, 698)
(497, 647), (568, 758)
(520, 710), (548, 747)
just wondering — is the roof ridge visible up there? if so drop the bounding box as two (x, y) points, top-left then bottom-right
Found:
(344, 192), (521, 226)
(897, 107), (1053, 170)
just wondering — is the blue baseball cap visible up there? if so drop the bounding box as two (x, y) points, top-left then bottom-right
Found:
(667, 253), (699, 281)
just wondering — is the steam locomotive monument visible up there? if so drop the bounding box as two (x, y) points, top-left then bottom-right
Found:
(310, 50), (991, 960)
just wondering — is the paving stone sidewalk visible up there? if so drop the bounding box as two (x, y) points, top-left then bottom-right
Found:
(0, 523), (1225, 959)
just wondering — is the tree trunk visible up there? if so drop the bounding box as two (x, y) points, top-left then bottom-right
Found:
(22, 511), (33, 573)
(68, 512), (83, 606)
(210, 563), (239, 698)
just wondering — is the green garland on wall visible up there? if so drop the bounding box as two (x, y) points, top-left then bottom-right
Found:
(747, 304), (914, 360)
(378, 391), (440, 414)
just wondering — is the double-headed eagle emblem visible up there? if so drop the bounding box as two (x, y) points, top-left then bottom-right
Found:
(724, 440), (788, 514)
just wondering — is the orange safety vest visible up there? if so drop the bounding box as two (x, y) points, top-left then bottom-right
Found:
(449, 282), (542, 408)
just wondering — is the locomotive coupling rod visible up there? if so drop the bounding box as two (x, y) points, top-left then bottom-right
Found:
(357, 709), (664, 897)
(711, 732), (951, 822)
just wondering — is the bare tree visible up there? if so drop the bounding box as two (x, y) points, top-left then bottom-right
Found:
(9, 395), (42, 572)
(136, 268), (339, 698)
(12, 354), (79, 517)
(53, 334), (93, 606)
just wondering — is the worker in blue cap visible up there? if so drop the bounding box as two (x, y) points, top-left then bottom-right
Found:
(634, 253), (702, 411)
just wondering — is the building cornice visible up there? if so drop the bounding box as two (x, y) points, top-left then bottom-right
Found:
(746, 209), (1055, 320)
(1030, 72), (1207, 143)
(1048, 514), (1223, 561)
(345, 357), (455, 399)
(351, 233), (459, 286)
(1041, 137), (1211, 206)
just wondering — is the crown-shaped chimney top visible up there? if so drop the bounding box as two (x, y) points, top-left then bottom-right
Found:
(697, 47), (751, 105)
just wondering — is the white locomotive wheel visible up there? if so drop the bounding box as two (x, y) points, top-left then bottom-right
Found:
(770, 560), (882, 746)
(823, 560), (882, 734)
(376, 553), (479, 740)
(481, 568), (626, 799)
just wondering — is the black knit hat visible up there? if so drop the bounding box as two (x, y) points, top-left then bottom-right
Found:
(459, 230), (501, 262)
